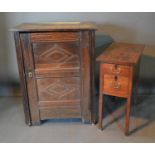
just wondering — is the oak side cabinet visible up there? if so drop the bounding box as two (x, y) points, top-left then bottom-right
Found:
(96, 42), (145, 135)
(12, 22), (97, 126)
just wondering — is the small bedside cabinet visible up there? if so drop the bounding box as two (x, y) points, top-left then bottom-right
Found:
(96, 42), (145, 135)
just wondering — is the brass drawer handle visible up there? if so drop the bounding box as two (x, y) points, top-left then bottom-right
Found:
(110, 81), (121, 89)
(111, 67), (121, 74)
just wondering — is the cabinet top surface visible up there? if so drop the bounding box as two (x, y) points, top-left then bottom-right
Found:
(11, 22), (97, 32)
(96, 42), (145, 65)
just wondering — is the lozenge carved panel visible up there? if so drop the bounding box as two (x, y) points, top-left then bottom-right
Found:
(32, 42), (80, 70)
(37, 77), (81, 102)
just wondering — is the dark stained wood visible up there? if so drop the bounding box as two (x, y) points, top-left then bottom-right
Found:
(32, 41), (80, 70)
(37, 77), (80, 102)
(90, 31), (97, 123)
(39, 105), (81, 120)
(80, 31), (91, 123)
(12, 22), (97, 32)
(38, 100), (80, 107)
(20, 33), (41, 125)
(14, 32), (31, 126)
(13, 23), (97, 125)
(35, 69), (80, 78)
(97, 42), (145, 65)
(97, 42), (144, 135)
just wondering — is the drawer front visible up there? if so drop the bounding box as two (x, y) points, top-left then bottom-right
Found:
(102, 63), (130, 77)
(103, 74), (129, 97)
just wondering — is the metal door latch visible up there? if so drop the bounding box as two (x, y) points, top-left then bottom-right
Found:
(28, 71), (33, 78)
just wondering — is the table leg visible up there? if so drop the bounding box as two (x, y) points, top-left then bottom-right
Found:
(125, 96), (131, 136)
(134, 80), (138, 105)
(98, 92), (103, 130)
(98, 66), (103, 130)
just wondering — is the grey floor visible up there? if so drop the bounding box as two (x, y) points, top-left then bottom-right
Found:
(0, 96), (155, 143)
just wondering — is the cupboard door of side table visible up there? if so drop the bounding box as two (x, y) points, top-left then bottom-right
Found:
(20, 32), (82, 125)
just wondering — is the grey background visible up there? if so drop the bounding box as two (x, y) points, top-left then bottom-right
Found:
(0, 12), (155, 94)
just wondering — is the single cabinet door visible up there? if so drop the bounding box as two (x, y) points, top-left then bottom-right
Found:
(20, 32), (82, 124)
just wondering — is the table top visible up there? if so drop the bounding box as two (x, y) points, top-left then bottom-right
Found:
(96, 42), (145, 65)
(11, 22), (97, 32)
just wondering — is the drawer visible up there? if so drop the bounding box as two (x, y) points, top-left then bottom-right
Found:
(103, 74), (129, 97)
(102, 63), (130, 77)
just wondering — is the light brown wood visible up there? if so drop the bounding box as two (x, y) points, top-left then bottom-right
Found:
(97, 42), (144, 135)
(12, 22), (97, 32)
(31, 32), (79, 42)
(101, 63), (130, 77)
(98, 65), (103, 129)
(103, 74), (129, 98)
(39, 106), (81, 120)
(97, 42), (145, 65)
(125, 67), (133, 135)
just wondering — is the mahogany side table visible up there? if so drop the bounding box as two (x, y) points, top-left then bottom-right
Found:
(96, 42), (145, 135)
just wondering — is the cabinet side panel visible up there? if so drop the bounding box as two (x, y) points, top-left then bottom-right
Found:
(20, 33), (41, 125)
(80, 31), (92, 123)
(14, 32), (31, 125)
(90, 31), (97, 123)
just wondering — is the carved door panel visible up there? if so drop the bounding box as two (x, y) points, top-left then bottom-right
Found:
(20, 32), (81, 123)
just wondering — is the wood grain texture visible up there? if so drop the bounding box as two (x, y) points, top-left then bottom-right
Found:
(12, 22), (97, 32)
(32, 41), (80, 70)
(80, 31), (91, 123)
(14, 32), (32, 126)
(97, 42), (144, 135)
(103, 74), (129, 98)
(37, 77), (80, 101)
(20, 33), (41, 125)
(39, 106), (81, 120)
(90, 31), (97, 123)
(125, 67), (134, 136)
(31, 32), (79, 42)
(101, 63), (130, 77)
(35, 69), (80, 78)
(97, 42), (145, 65)
(13, 23), (97, 125)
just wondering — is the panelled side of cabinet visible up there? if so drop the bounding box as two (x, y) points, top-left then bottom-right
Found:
(20, 33), (41, 125)
(14, 32), (31, 125)
(80, 31), (91, 123)
(80, 31), (96, 123)
(90, 31), (96, 123)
